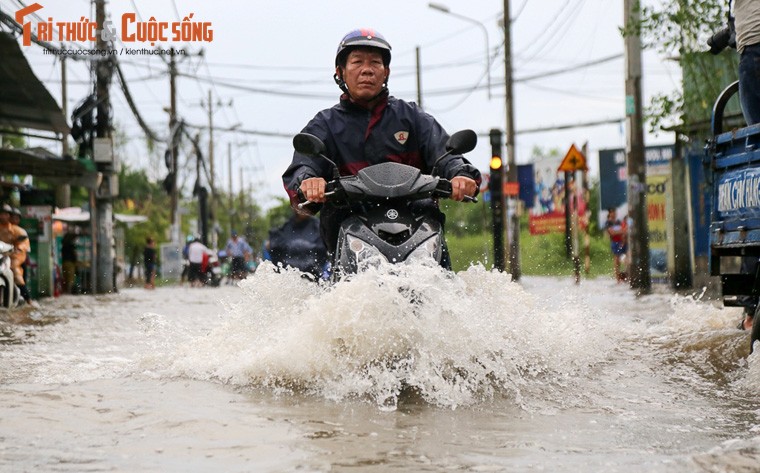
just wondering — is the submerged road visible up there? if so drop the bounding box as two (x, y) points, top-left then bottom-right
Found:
(1, 263), (759, 472)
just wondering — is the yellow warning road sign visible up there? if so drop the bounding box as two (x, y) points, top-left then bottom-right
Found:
(558, 144), (588, 172)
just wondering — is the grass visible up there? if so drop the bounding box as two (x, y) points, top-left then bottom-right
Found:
(447, 228), (614, 278)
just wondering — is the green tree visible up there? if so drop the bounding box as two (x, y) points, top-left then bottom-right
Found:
(635, 0), (739, 131)
(114, 165), (171, 276)
(1, 131), (26, 149)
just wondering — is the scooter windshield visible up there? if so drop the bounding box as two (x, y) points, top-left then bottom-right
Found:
(342, 162), (439, 200)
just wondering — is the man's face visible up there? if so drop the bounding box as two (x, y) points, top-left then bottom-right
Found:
(0, 212), (9, 224)
(339, 49), (389, 102)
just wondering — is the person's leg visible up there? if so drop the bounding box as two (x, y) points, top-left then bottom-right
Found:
(439, 238), (452, 271)
(145, 264), (151, 288)
(18, 284), (38, 307)
(232, 257), (244, 279)
(739, 43), (760, 126)
(737, 257), (760, 330)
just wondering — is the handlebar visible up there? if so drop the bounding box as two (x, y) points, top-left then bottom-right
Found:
(297, 176), (477, 207)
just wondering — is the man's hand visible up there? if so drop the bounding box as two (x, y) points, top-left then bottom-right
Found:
(450, 176), (477, 202)
(300, 177), (328, 203)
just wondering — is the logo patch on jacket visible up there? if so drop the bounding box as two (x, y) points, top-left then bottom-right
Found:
(394, 131), (409, 145)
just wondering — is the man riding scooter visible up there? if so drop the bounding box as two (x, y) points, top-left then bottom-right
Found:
(282, 28), (481, 270)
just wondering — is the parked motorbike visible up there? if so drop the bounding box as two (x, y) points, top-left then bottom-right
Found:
(293, 129), (477, 281)
(0, 240), (19, 309)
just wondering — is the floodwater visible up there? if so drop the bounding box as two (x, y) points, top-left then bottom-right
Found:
(1, 262), (759, 472)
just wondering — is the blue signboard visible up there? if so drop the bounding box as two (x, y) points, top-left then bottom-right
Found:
(517, 164), (534, 208)
(598, 145), (676, 211)
(598, 148), (627, 210)
(687, 149), (710, 257)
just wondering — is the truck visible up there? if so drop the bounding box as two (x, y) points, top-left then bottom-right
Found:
(706, 80), (760, 351)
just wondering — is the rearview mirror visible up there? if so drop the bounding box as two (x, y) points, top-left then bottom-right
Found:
(293, 133), (326, 157)
(445, 129), (477, 155)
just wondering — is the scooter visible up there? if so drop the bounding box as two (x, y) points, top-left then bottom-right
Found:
(293, 129), (477, 281)
(0, 241), (19, 309)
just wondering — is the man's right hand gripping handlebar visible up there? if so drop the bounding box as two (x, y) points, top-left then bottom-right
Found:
(297, 177), (329, 212)
(300, 177), (327, 203)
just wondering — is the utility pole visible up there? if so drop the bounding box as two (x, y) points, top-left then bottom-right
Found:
(503, 0), (520, 280)
(228, 142), (234, 231)
(57, 55), (70, 208)
(169, 50), (180, 244)
(193, 133), (209, 245)
(94, 0), (113, 293)
(624, 0), (651, 294)
(564, 170), (572, 258)
(582, 142), (591, 274)
(206, 89), (218, 249)
(415, 46), (423, 109)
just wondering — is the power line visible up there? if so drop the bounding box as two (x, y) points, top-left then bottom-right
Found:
(511, 0), (530, 23)
(514, 0), (575, 63)
(514, 53), (623, 83)
(179, 72), (335, 99)
(515, 117), (624, 135)
(178, 52), (623, 101)
(113, 57), (165, 142)
(517, 0), (589, 67)
(405, 53), (623, 97)
(520, 81), (619, 103)
(184, 122), (292, 138)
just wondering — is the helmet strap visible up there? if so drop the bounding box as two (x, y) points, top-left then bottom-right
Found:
(333, 70), (349, 94)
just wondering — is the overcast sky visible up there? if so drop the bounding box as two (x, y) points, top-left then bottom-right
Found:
(8, 0), (681, 209)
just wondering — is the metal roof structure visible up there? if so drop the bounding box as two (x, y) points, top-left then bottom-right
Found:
(0, 32), (68, 135)
(0, 32), (98, 186)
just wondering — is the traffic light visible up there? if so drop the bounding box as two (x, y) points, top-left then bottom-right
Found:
(489, 129), (505, 272)
(490, 156), (503, 171)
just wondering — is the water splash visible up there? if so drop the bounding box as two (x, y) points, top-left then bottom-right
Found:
(156, 262), (620, 410)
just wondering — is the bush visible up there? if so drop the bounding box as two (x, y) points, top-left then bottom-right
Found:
(447, 228), (613, 278)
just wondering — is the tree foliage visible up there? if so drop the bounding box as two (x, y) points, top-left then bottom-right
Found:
(114, 165), (171, 269)
(635, 0), (739, 132)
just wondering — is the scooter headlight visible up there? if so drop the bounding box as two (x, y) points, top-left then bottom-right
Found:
(347, 235), (388, 267)
(406, 236), (440, 265)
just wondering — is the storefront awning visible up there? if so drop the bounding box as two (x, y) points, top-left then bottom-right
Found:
(54, 208), (149, 224)
(0, 147), (98, 188)
(0, 32), (68, 134)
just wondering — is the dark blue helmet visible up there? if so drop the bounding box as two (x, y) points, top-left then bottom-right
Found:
(335, 28), (392, 67)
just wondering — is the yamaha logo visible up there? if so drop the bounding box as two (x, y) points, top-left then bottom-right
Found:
(386, 209), (399, 220)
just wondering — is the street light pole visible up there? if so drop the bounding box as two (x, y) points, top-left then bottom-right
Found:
(428, 2), (492, 99)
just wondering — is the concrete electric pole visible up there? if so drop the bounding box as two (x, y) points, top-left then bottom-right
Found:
(94, 0), (114, 293)
(503, 0), (520, 281)
(624, 0), (651, 294)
